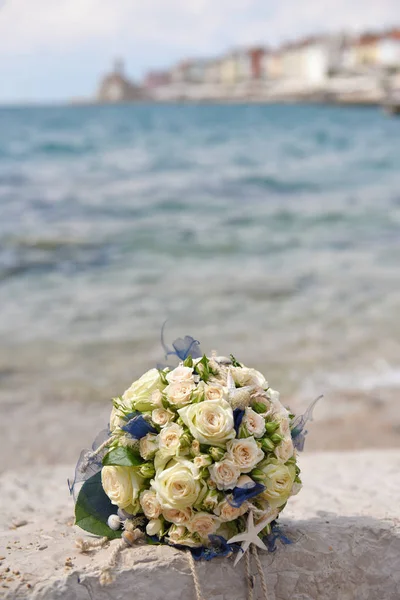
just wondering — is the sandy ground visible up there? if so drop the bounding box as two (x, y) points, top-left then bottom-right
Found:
(0, 451), (399, 599)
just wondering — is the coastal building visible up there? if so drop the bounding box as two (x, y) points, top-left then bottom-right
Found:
(353, 33), (380, 68)
(376, 30), (400, 69)
(203, 59), (222, 85)
(97, 59), (145, 103)
(144, 71), (170, 89)
(170, 60), (191, 84)
(264, 51), (283, 79)
(97, 59), (142, 102)
(276, 36), (346, 84)
(220, 52), (240, 85)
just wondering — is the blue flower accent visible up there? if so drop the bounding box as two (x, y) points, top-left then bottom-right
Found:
(228, 479), (265, 508)
(161, 322), (202, 361)
(68, 428), (110, 499)
(122, 412), (157, 439)
(233, 408), (245, 435)
(190, 535), (241, 561)
(291, 395), (322, 451)
(263, 522), (292, 552)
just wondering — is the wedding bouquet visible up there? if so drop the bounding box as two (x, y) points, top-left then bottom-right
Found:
(71, 335), (316, 564)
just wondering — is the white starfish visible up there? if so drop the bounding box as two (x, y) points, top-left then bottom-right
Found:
(227, 510), (271, 566)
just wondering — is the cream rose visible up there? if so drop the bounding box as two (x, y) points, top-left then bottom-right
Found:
(230, 367), (267, 388)
(167, 525), (202, 547)
(226, 437), (264, 473)
(140, 489), (162, 519)
(152, 407), (175, 427)
(166, 365), (194, 384)
(274, 435), (294, 463)
(101, 466), (143, 509)
(214, 498), (248, 522)
(162, 506), (192, 525)
(139, 433), (158, 460)
(152, 458), (201, 510)
(178, 399), (235, 447)
(242, 408), (266, 438)
(204, 383), (226, 401)
(165, 381), (195, 407)
(209, 459), (241, 491)
(187, 512), (220, 538)
(146, 518), (163, 536)
(259, 460), (296, 508)
(122, 368), (165, 412)
(158, 423), (183, 455)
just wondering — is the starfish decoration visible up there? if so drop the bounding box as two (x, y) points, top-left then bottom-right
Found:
(228, 510), (273, 566)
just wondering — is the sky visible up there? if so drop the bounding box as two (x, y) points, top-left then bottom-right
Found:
(0, 0), (398, 103)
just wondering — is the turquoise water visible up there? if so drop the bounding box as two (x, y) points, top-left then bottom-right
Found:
(0, 103), (400, 406)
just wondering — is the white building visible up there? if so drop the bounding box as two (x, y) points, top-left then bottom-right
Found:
(376, 31), (400, 69)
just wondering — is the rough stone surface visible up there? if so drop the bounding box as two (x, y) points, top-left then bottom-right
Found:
(1, 451), (400, 600)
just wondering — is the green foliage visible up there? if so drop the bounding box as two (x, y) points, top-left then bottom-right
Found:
(253, 401), (268, 414)
(158, 369), (169, 386)
(102, 446), (143, 467)
(270, 433), (284, 445)
(183, 355), (193, 368)
(229, 354), (242, 367)
(261, 437), (275, 452)
(194, 354), (211, 383)
(138, 462), (156, 478)
(75, 472), (121, 539)
(264, 421), (280, 434)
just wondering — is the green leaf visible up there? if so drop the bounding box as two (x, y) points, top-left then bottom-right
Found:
(194, 354), (211, 382)
(229, 354), (242, 367)
(158, 369), (169, 385)
(183, 355), (193, 368)
(103, 446), (143, 467)
(75, 472), (121, 539)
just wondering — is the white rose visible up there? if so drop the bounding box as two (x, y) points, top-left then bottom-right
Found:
(165, 381), (195, 407)
(139, 433), (158, 460)
(158, 423), (183, 455)
(123, 369), (165, 411)
(146, 518), (163, 536)
(152, 458), (201, 510)
(166, 365), (194, 384)
(150, 389), (163, 408)
(277, 414), (291, 437)
(202, 489), (220, 511)
(242, 408), (266, 438)
(152, 408), (175, 427)
(178, 399), (235, 447)
(230, 367), (267, 388)
(140, 489), (162, 519)
(214, 498), (248, 522)
(274, 435), (294, 463)
(209, 459), (241, 491)
(259, 460), (296, 508)
(101, 466), (144, 509)
(226, 437), (264, 473)
(193, 454), (213, 469)
(187, 512), (220, 538)
(162, 507), (193, 525)
(167, 524), (202, 547)
(204, 383), (226, 401)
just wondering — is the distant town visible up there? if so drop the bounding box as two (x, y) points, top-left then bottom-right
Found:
(93, 28), (400, 107)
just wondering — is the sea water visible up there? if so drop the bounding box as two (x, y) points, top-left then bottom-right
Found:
(0, 103), (399, 409)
